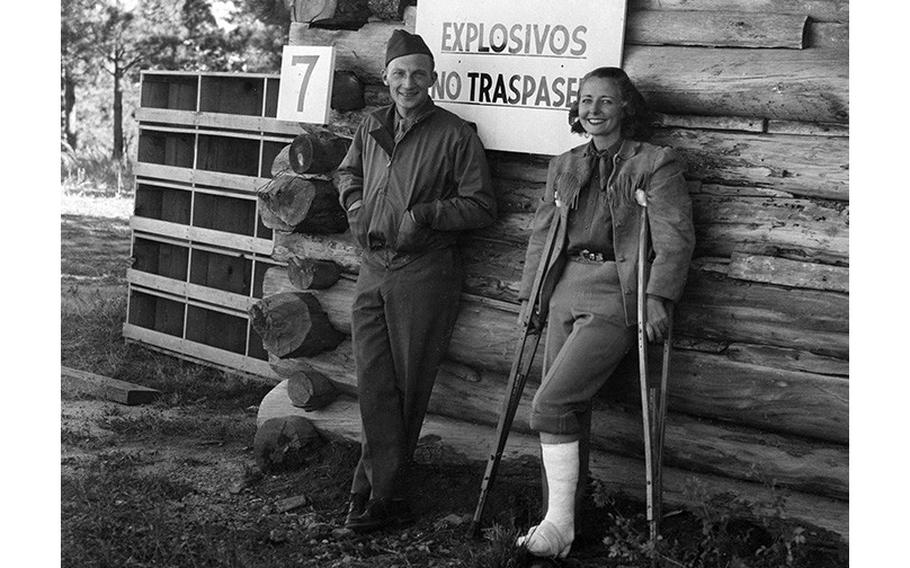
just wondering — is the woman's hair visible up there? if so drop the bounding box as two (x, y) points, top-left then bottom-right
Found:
(568, 67), (655, 141)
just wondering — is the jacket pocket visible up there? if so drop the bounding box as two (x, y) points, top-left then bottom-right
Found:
(395, 211), (432, 253)
(347, 207), (369, 250)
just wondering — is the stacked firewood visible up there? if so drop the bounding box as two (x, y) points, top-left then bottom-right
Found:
(250, 128), (352, 415)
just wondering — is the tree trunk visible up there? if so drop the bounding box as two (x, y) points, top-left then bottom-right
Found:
(61, 69), (78, 149)
(113, 62), (124, 160)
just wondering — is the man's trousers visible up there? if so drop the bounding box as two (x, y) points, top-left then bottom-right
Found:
(349, 248), (463, 500)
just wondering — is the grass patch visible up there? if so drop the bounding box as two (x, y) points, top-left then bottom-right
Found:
(62, 145), (134, 198)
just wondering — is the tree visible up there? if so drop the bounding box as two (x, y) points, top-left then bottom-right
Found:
(60, 0), (295, 158)
(224, 0), (291, 72)
(61, 0), (98, 150)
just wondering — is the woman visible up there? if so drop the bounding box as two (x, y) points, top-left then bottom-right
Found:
(515, 67), (695, 559)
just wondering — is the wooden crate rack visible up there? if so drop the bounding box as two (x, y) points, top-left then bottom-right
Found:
(125, 71), (302, 375)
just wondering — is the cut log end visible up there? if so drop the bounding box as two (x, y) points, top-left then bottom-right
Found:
(249, 292), (345, 358)
(257, 173), (348, 234)
(288, 257), (342, 290)
(287, 371), (339, 411)
(253, 415), (322, 473)
(289, 128), (350, 174)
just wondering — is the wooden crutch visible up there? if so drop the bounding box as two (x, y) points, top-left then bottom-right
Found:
(470, 213), (563, 536)
(635, 189), (674, 561)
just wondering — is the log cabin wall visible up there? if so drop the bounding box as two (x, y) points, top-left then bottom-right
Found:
(279, 0), (849, 538)
(125, 0), (848, 540)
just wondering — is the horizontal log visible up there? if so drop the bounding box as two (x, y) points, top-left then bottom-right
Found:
(628, 0), (848, 23)
(274, 190), (848, 278)
(261, 266), (848, 441)
(690, 194), (848, 264)
(292, 21), (846, 123)
(723, 343), (848, 378)
(268, 337), (847, 498)
(485, 128), (849, 200)
(272, 230), (848, 357)
(655, 113), (765, 133)
(627, 10), (807, 49)
(630, 46), (847, 123)
(726, 252), (848, 293)
(677, 270), (848, 358)
(652, 129), (849, 200)
(691, 183), (795, 198)
(766, 120), (849, 137)
(258, 384), (848, 537)
(294, 10), (810, 51)
(474, 195), (848, 267)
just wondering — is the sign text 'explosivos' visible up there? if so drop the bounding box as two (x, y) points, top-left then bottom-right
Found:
(416, 1), (625, 155)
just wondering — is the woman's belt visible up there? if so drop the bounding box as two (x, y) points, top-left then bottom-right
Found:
(568, 249), (615, 263)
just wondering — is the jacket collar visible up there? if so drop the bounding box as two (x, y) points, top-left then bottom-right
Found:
(368, 99), (438, 156)
(577, 138), (641, 161)
(556, 138), (641, 209)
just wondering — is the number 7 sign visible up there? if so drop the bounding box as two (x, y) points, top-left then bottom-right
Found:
(277, 45), (336, 124)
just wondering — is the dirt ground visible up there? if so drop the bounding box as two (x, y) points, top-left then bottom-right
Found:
(59, 208), (547, 567)
(60, 206), (848, 568)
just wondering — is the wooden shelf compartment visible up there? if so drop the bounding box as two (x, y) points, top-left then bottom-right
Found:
(199, 75), (267, 117)
(127, 278), (271, 363)
(140, 72), (198, 111)
(134, 180), (192, 226)
(196, 132), (261, 177)
(192, 189), (257, 237)
(137, 107), (302, 138)
(130, 217), (272, 256)
(131, 234), (189, 282)
(137, 127), (195, 169)
(189, 245), (253, 297)
(185, 302), (250, 356)
(264, 77), (281, 118)
(123, 323), (275, 376)
(127, 287), (186, 338)
(261, 139), (289, 177)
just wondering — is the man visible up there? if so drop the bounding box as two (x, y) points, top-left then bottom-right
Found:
(334, 29), (497, 533)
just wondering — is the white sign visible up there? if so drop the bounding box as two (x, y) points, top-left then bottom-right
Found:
(416, 0), (626, 155)
(277, 45), (336, 124)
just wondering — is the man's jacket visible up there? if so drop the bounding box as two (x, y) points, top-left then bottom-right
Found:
(518, 139), (695, 326)
(335, 101), (496, 263)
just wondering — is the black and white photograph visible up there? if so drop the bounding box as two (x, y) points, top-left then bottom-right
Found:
(20, 0), (888, 565)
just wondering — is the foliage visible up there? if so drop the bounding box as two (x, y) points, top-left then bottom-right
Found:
(60, 0), (291, 181)
(589, 480), (847, 568)
(62, 141), (134, 196)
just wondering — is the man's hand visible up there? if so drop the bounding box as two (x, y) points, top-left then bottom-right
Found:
(645, 296), (671, 343)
